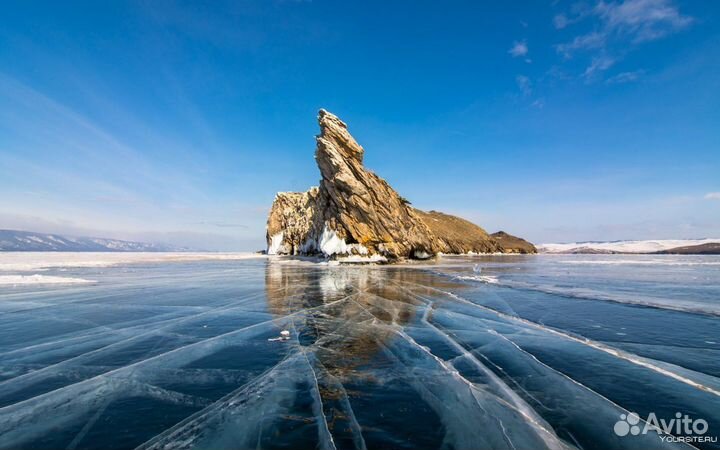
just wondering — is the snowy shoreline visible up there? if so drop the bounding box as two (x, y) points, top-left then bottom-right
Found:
(0, 252), (265, 272)
(0, 274), (96, 286)
(538, 238), (720, 254)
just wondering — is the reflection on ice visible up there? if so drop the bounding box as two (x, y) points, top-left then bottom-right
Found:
(0, 257), (717, 449)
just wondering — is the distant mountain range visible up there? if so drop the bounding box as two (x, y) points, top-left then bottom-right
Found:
(538, 239), (720, 255)
(0, 230), (188, 252)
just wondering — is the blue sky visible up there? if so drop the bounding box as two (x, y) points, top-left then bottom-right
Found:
(1, 0), (719, 250)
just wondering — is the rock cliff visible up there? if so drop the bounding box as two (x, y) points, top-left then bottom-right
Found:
(266, 110), (536, 261)
(413, 210), (502, 254)
(490, 231), (537, 254)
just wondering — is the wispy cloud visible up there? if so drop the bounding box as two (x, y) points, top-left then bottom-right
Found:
(583, 55), (615, 80)
(554, 0), (692, 81)
(595, 0), (692, 43)
(509, 40), (529, 58)
(557, 31), (606, 58)
(605, 69), (644, 84)
(515, 75), (532, 96)
(190, 221), (249, 228)
(553, 1), (594, 30)
(0, 72), (262, 249)
(557, 0), (692, 55)
(705, 192), (720, 200)
(554, 14), (569, 29)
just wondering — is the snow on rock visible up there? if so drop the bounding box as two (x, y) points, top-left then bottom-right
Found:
(318, 225), (369, 257)
(267, 232), (285, 255)
(267, 224), (372, 259)
(318, 226), (348, 255)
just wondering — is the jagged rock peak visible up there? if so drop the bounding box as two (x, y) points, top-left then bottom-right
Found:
(316, 109), (364, 165)
(266, 109), (536, 261)
(313, 109), (438, 259)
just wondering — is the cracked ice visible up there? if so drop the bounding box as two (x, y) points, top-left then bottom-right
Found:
(1, 256), (718, 449)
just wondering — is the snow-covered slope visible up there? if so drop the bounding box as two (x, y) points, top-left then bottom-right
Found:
(538, 238), (720, 254)
(0, 230), (187, 252)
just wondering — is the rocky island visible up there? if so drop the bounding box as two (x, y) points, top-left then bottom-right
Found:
(266, 110), (536, 261)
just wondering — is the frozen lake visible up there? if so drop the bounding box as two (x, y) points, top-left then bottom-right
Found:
(0, 253), (718, 449)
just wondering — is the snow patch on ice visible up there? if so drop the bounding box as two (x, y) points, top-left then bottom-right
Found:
(336, 254), (387, 263)
(0, 252), (264, 272)
(463, 251), (507, 256)
(455, 275), (499, 284)
(0, 274), (95, 285)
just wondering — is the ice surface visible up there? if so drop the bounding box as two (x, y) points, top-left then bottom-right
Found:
(0, 255), (716, 449)
(432, 254), (720, 316)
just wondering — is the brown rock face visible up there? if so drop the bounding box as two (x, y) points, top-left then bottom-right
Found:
(266, 188), (320, 255)
(266, 109), (536, 260)
(414, 210), (502, 254)
(490, 231), (537, 254)
(314, 110), (439, 258)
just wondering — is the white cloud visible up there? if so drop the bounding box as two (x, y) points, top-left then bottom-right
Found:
(554, 0), (691, 82)
(509, 40), (528, 57)
(705, 192), (720, 200)
(557, 31), (606, 58)
(605, 70), (644, 84)
(554, 14), (569, 29)
(557, 0), (692, 56)
(596, 0), (693, 43)
(583, 56), (615, 80)
(554, 1), (595, 30)
(516, 75), (532, 96)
